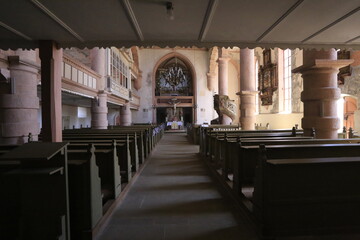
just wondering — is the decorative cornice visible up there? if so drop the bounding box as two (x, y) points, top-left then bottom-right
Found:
(8, 55), (40, 70)
(293, 59), (355, 73)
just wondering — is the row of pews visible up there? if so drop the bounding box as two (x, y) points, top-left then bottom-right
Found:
(194, 125), (360, 239)
(0, 124), (165, 240)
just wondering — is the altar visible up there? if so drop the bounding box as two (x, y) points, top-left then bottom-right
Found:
(165, 105), (184, 130)
(167, 121), (183, 130)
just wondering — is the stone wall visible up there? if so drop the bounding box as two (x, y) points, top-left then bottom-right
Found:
(134, 48), (212, 124)
(64, 48), (91, 67)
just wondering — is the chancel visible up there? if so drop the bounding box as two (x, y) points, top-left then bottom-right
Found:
(1, 1), (360, 239)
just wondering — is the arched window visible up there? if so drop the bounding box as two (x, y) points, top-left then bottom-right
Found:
(155, 57), (192, 96)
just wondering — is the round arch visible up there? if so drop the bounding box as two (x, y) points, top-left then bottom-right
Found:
(152, 52), (197, 124)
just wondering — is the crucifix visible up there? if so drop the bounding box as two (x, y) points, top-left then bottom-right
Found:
(169, 98), (181, 111)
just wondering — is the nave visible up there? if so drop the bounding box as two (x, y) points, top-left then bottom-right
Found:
(96, 132), (258, 240)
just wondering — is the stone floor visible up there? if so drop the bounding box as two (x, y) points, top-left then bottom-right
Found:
(96, 132), (259, 240)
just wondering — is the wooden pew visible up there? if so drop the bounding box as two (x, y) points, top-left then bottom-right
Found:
(65, 139), (132, 183)
(68, 141), (121, 203)
(200, 127), (303, 158)
(63, 130), (144, 164)
(234, 139), (360, 196)
(205, 130), (301, 163)
(107, 124), (164, 153)
(218, 136), (313, 181)
(67, 144), (103, 240)
(252, 144), (360, 238)
(0, 142), (70, 240)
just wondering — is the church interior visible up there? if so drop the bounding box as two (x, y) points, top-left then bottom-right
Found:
(1, 0), (360, 239)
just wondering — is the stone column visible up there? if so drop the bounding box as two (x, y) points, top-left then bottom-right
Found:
(91, 92), (108, 129)
(207, 72), (216, 93)
(293, 49), (353, 139)
(217, 48), (232, 125)
(120, 102), (132, 126)
(90, 47), (106, 90)
(90, 47), (108, 129)
(238, 48), (257, 130)
(0, 51), (40, 144)
(39, 41), (63, 142)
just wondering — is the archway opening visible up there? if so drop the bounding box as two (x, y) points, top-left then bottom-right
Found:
(153, 54), (196, 125)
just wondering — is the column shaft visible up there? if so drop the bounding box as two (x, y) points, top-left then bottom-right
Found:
(120, 102), (132, 126)
(294, 49), (353, 139)
(0, 51), (40, 144)
(39, 41), (63, 142)
(217, 48), (231, 125)
(91, 93), (108, 129)
(239, 48), (257, 130)
(90, 47), (108, 129)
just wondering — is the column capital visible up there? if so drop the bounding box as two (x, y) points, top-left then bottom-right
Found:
(8, 55), (40, 72)
(293, 59), (354, 74)
(236, 90), (258, 96)
(217, 57), (230, 63)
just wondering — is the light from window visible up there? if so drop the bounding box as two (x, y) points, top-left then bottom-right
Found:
(255, 60), (259, 114)
(108, 48), (129, 88)
(284, 49), (292, 112)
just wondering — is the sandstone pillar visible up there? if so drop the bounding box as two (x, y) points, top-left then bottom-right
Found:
(120, 102), (132, 126)
(91, 93), (108, 129)
(90, 47), (108, 129)
(293, 49), (353, 139)
(207, 72), (216, 93)
(217, 48), (232, 125)
(39, 41), (63, 142)
(0, 51), (40, 144)
(238, 48), (257, 130)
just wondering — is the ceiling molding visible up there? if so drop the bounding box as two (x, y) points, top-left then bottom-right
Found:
(199, 0), (219, 41)
(30, 0), (84, 42)
(121, 0), (144, 41)
(0, 21), (32, 41)
(346, 35), (360, 44)
(302, 6), (360, 43)
(54, 40), (360, 51)
(257, 0), (304, 42)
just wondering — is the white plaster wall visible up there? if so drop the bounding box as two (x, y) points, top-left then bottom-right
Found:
(292, 49), (304, 113)
(134, 48), (212, 124)
(354, 110), (360, 133)
(108, 108), (120, 126)
(228, 62), (240, 124)
(62, 105), (91, 129)
(341, 66), (360, 133)
(255, 113), (302, 129)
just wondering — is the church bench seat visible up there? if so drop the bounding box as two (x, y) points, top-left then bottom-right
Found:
(218, 136), (314, 180)
(66, 139), (132, 183)
(200, 128), (302, 159)
(204, 131), (302, 165)
(252, 144), (360, 238)
(199, 126), (303, 155)
(235, 142), (360, 196)
(64, 134), (139, 172)
(67, 142), (121, 200)
(67, 145), (103, 240)
(63, 130), (145, 164)
(0, 142), (70, 240)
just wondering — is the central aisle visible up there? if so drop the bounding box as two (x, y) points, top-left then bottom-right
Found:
(97, 132), (258, 240)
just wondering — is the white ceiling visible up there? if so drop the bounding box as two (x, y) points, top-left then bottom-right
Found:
(1, 0), (360, 50)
